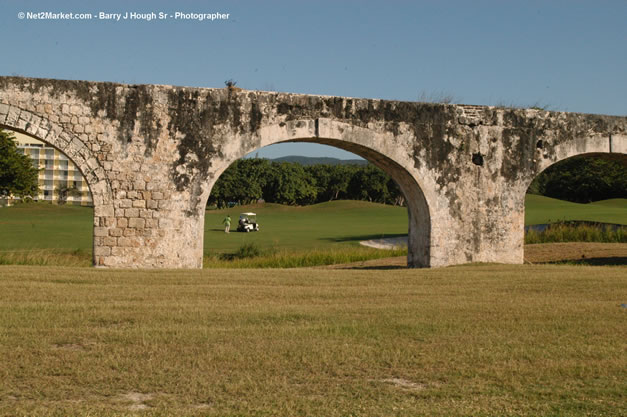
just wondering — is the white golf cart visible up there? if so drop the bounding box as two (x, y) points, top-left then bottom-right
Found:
(237, 212), (260, 232)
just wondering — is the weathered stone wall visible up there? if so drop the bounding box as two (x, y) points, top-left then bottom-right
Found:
(0, 76), (625, 269)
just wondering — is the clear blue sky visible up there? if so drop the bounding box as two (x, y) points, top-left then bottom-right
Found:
(1, 0), (625, 159)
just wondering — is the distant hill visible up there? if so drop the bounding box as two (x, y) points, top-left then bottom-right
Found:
(271, 155), (367, 166)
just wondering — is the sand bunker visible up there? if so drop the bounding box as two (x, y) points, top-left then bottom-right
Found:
(360, 236), (408, 250)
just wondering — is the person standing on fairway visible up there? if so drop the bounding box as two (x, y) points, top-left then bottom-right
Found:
(223, 214), (231, 233)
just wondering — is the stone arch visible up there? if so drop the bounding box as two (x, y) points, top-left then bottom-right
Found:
(517, 134), (627, 259)
(522, 133), (627, 192)
(0, 105), (114, 265)
(201, 118), (433, 267)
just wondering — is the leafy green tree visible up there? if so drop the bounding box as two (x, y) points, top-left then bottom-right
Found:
(208, 157), (407, 207)
(347, 164), (391, 204)
(327, 164), (356, 201)
(264, 162), (317, 205)
(529, 156), (626, 203)
(0, 130), (39, 199)
(208, 158), (272, 207)
(305, 164), (333, 202)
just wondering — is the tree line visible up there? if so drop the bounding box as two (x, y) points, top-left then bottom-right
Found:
(208, 158), (406, 208)
(527, 156), (626, 203)
(211, 154), (626, 208)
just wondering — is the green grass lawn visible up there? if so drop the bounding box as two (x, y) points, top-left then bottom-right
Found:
(0, 197), (625, 261)
(204, 201), (407, 255)
(0, 203), (93, 251)
(0, 264), (625, 416)
(525, 195), (627, 225)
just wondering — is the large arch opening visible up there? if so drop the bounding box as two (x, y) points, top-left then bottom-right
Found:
(523, 152), (627, 265)
(0, 106), (112, 267)
(199, 120), (432, 268)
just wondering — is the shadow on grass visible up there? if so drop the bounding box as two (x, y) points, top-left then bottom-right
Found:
(321, 233), (408, 243)
(548, 257), (627, 266)
(341, 265), (408, 270)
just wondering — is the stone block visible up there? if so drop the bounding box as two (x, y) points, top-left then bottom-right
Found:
(109, 228), (123, 237)
(92, 195), (104, 207)
(117, 218), (128, 228)
(95, 205), (114, 217)
(16, 116), (28, 130)
(94, 246), (111, 256)
(94, 227), (108, 237)
(103, 217), (117, 227)
(6, 107), (19, 125)
(129, 218), (145, 229)
(112, 247), (126, 256)
(132, 200), (146, 208)
(125, 208), (139, 218)
(87, 157), (99, 170)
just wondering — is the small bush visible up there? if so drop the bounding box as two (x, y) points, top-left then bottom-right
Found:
(525, 222), (627, 244)
(235, 242), (262, 259)
(219, 242), (264, 261)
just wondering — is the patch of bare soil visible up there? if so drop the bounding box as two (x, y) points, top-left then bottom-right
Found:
(324, 243), (627, 269)
(118, 392), (155, 410)
(381, 378), (427, 391)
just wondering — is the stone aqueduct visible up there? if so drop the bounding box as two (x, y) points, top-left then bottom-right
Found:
(0, 76), (625, 269)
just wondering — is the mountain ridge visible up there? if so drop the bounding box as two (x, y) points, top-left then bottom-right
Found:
(270, 155), (367, 166)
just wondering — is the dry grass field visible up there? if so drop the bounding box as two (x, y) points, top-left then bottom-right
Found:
(0, 264), (625, 416)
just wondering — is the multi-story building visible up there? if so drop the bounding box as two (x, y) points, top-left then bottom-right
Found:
(1, 130), (93, 206)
